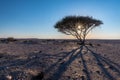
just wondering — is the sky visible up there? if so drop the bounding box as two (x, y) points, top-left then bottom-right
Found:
(0, 0), (120, 39)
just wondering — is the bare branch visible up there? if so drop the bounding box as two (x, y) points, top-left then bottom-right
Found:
(54, 16), (103, 45)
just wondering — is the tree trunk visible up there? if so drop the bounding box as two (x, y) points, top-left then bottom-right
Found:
(77, 40), (85, 46)
(81, 40), (85, 45)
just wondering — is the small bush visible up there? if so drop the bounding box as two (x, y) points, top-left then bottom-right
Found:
(23, 40), (37, 44)
(89, 43), (94, 47)
(0, 37), (17, 43)
(97, 44), (101, 46)
(6, 37), (17, 42)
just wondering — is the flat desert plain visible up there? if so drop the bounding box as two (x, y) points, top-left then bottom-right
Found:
(0, 39), (120, 80)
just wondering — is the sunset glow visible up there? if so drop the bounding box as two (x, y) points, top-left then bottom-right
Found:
(0, 0), (120, 39)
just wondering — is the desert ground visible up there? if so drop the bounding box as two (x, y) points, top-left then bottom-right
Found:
(0, 39), (120, 80)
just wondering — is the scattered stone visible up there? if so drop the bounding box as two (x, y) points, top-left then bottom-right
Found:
(105, 65), (109, 69)
(67, 76), (71, 79)
(81, 75), (85, 80)
(6, 75), (12, 80)
(60, 61), (65, 65)
(109, 66), (115, 71)
(31, 72), (44, 80)
(97, 62), (102, 66)
(89, 43), (94, 47)
(82, 69), (87, 74)
(58, 58), (62, 61)
(39, 51), (42, 53)
(96, 70), (101, 75)
(97, 44), (101, 46)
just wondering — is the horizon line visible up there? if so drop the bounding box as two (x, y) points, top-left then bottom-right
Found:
(0, 37), (120, 40)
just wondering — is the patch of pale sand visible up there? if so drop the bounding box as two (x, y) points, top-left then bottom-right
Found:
(16, 56), (28, 60)
(24, 68), (42, 76)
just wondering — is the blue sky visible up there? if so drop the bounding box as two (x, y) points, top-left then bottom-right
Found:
(0, 0), (120, 39)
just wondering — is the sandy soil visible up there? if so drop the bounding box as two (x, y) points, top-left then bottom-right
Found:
(0, 39), (120, 80)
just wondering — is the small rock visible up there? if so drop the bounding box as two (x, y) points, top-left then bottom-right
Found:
(97, 62), (102, 66)
(67, 76), (71, 79)
(109, 66), (115, 71)
(39, 51), (42, 53)
(97, 44), (101, 46)
(81, 75), (85, 80)
(6, 75), (12, 80)
(82, 69), (87, 73)
(31, 72), (44, 80)
(78, 60), (81, 63)
(60, 61), (65, 65)
(58, 58), (62, 61)
(105, 65), (109, 69)
(96, 70), (101, 75)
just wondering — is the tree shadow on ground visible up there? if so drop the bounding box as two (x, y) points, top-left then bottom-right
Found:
(44, 45), (120, 80)
(85, 46), (120, 80)
(44, 45), (92, 80)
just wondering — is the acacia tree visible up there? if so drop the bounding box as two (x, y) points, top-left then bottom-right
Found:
(54, 16), (103, 45)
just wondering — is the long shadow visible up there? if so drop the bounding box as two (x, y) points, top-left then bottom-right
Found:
(97, 54), (120, 71)
(78, 46), (91, 80)
(43, 45), (120, 80)
(47, 46), (83, 80)
(85, 46), (120, 80)
(95, 53), (120, 74)
(44, 47), (80, 79)
(45, 45), (93, 80)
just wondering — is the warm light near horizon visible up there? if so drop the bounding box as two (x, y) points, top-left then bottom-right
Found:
(78, 25), (81, 29)
(77, 25), (81, 34)
(0, 0), (120, 39)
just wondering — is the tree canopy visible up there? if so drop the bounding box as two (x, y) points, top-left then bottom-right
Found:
(54, 16), (103, 45)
